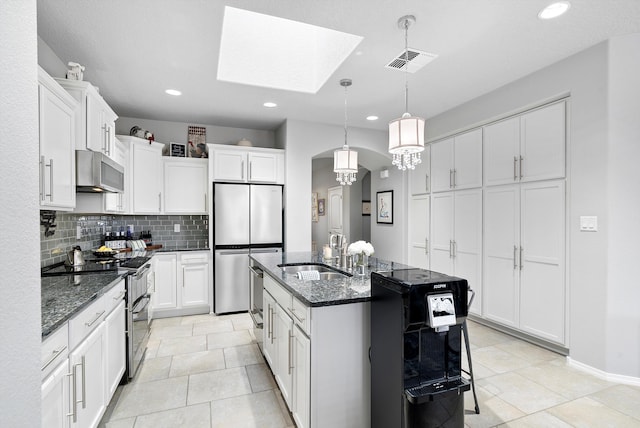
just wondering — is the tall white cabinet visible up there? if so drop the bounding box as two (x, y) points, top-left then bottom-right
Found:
(430, 129), (482, 192)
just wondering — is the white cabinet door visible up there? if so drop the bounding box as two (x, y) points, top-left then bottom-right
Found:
(453, 129), (483, 190)
(152, 254), (178, 310)
(248, 152), (278, 183)
(69, 324), (105, 428)
(41, 359), (70, 428)
(519, 180), (565, 343)
(520, 102), (566, 183)
(212, 148), (246, 182)
(430, 138), (454, 193)
(39, 72), (76, 211)
(85, 92), (106, 155)
(180, 262), (209, 307)
(104, 300), (126, 399)
(484, 117), (520, 187)
(408, 194), (430, 269)
(483, 185), (520, 328)
(163, 158), (208, 214)
(409, 145), (431, 195)
(131, 140), (163, 214)
(328, 186), (343, 234)
(292, 325), (310, 428)
(453, 189), (483, 315)
(263, 291), (276, 368)
(274, 306), (293, 408)
(430, 192), (454, 275)
(104, 139), (128, 213)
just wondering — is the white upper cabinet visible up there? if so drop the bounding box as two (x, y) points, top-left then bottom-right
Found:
(210, 145), (284, 184)
(484, 101), (566, 186)
(39, 67), (77, 211)
(55, 78), (118, 160)
(409, 145), (431, 195)
(117, 136), (164, 214)
(163, 158), (208, 214)
(431, 129), (482, 192)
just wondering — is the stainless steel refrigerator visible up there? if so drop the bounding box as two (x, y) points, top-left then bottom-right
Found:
(213, 183), (283, 314)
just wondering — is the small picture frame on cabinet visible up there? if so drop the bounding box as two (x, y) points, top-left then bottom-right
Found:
(170, 142), (186, 157)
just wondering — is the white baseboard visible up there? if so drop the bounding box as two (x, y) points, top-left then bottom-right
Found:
(567, 357), (640, 387)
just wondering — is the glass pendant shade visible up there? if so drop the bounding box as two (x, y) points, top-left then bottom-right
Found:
(389, 112), (425, 170)
(334, 145), (358, 185)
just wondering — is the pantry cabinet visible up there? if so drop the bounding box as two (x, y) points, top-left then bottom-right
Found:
(408, 145), (431, 195)
(151, 251), (210, 317)
(163, 158), (208, 214)
(484, 101), (565, 186)
(430, 128), (482, 192)
(210, 145), (284, 184)
(408, 194), (430, 269)
(430, 189), (482, 315)
(483, 180), (565, 344)
(38, 67), (77, 211)
(55, 78), (117, 159)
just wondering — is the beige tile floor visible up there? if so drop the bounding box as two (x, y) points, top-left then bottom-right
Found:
(99, 313), (640, 428)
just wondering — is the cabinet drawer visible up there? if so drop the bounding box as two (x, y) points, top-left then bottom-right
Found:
(104, 279), (126, 314)
(264, 274), (291, 310)
(41, 324), (69, 379)
(180, 252), (209, 264)
(291, 297), (310, 336)
(68, 295), (106, 351)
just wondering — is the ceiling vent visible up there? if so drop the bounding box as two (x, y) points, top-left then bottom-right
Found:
(385, 48), (438, 73)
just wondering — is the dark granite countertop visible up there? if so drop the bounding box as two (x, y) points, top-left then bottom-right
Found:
(249, 251), (409, 307)
(41, 272), (126, 340)
(153, 246), (210, 253)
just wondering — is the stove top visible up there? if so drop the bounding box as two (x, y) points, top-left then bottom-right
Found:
(42, 254), (151, 277)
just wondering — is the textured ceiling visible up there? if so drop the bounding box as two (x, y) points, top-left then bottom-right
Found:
(37, 0), (640, 132)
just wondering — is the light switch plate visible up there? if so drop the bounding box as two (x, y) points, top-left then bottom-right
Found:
(174, 224), (180, 233)
(580, 216), (598, 232)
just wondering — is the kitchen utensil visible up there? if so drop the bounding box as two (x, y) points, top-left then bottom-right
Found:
(65, 246), (85, 266)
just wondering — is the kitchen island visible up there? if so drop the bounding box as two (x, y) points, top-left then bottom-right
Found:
(249, 251), (409, 428)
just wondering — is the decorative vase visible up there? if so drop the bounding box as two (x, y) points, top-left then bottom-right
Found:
(354, 253), (368, 276)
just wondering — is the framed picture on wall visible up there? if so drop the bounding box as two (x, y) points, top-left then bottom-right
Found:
(318, 199), (325, 216)
(362, 201), (371, 216)
(376, 190), (393, 224)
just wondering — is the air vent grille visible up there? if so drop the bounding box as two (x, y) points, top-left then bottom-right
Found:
(385, 48), (438, 73)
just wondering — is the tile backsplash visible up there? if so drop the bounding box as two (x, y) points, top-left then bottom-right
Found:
(40, 212), (208, 267)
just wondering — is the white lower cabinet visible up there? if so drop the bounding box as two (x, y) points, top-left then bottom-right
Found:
(483, 180), (566, 344)
(262, 273), (368, 428)
(69, 324), (106, 428)
(41, 359), (70, 428)
(151, 252), (210, 318)
(104, 300), (126, 399)
(408, 194), (430, 269)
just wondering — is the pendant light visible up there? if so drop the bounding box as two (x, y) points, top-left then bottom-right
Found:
(388, 15), (425, 171)
(334, 78), (358, 185)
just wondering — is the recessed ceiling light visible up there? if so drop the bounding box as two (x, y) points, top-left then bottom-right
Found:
(263, 102), (277, 108)
(366, 116), (379, 121)
(538, 1), (571, 19)
(165, 89), (182, 96)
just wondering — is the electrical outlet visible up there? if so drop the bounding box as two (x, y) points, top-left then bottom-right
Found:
(174, 224), (180, 233)
(580, 216), (598, 232)
(77, 225), (82, 240)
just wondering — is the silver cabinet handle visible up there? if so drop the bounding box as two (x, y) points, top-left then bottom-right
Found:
(80, 355), (86, 409)
(248, 266), (263, 278)
(514, 157), (518, 181)
(520, 246), (524, 270)
(102, 124), (107, 154)
(249, 161), (252, 181)
(114, 291), (126, 301)
(514, 245), (518, 270)
(449, 169), (453, 188)
(453, 169), (457, 188)
(204, 193), (207, 211)
(44, 158), (54, 200)
(453, 240), (457, 257)
(425, 174), (429, 192)
(66, 368), (77, 422)
(241, 160), (245, 180)
(158, 193), (162, 212)
(105, 126), (111, 156)
(288, 330), (294, 374)
(425, 238), (429, 255)
(41, 345), (68, 371)
(40, 155), (45, 201)
(290, 307), (305, 323)
(520, 156), (524, 179)
(85, 310), (105, 327)
(449, 240), (453, 258)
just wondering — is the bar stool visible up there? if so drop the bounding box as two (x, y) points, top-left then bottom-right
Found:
(462, 288), (480, 414)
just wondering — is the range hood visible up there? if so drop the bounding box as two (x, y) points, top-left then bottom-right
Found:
(76, 150), (124, 193)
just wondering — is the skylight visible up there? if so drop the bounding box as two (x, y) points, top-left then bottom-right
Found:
(217, 7), (363, 94)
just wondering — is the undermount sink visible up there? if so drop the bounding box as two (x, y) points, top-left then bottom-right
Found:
(278, 263), (352, 279)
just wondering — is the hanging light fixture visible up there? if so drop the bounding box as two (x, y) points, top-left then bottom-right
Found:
(388, 15), (425, 171)
(334, 78), (358, 185)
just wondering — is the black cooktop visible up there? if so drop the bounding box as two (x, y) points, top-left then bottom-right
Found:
(41, 255), (151, 277)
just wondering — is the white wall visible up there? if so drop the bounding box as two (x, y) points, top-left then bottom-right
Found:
(1, 1), (42, 426)
(283, 120), (388, 252)
(426, 38), (640, 378)
(370, 168), (408, 263)
(311, 158), (336, 249)
(605, 33), (640, 378)
(116, 116), (276, 148)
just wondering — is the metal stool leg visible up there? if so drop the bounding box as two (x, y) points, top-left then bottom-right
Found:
(462, 319), (480, 414)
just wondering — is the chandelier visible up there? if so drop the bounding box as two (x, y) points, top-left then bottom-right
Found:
(388, 15), (425, 170)
(334, 78), (358, 185)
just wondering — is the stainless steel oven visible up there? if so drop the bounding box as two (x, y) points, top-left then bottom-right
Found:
(123, 259), (151, 380)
